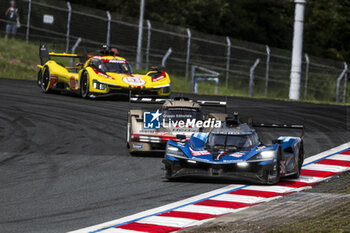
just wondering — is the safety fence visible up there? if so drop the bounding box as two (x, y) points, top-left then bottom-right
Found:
(0, 0), (348, 102)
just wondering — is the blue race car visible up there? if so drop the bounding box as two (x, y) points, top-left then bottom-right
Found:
(162, 114), (304, 184)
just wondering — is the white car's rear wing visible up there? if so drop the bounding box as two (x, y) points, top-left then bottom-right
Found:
(130, 97), (226, 107)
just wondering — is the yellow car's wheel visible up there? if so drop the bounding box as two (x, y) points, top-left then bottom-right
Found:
(81, 71), (90, 98)
(37, 70), (42, 87)
(41, 66), (51, 92)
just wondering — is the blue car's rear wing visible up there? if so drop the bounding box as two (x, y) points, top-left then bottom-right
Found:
(253, 123), (305, 138)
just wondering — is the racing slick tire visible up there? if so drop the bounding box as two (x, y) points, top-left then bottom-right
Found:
(164, 164), (174, 181)
(126, 118), (131, 149)
(81, 71), (90, 99)
(289, 148), (304, 179)
(265, 148), (282, 185)
(37, 70), (43, 88)
(40, 66), (52, 93)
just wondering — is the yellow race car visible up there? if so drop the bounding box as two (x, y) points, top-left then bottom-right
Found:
(37, 45), (171, 98)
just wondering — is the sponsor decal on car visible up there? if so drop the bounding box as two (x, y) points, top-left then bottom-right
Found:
(123, 76), (145, 86)
(93, 69), (115, 80)
(190, 157), (211, 163)
(139, 129), (156, 133)
(133, 144), (143, 149)
(151, 75), (165, 82)
(221, 159), (244, 163)
(256, 146), (266, 151)
(101, 59), (126, 63)
(190, 148), (211, 156)
(229, 152), (245, 157)
(70, 76), (77, 89)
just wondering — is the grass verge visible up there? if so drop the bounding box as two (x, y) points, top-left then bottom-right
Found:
(266, 202), (350, 233)
(0, 38), (39, 80)
(266, 173), (350, 233)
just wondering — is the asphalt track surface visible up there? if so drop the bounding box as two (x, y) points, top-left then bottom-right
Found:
(0, 78), (349, 233)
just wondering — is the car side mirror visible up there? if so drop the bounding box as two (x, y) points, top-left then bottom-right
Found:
(149, 65), (165, 71)
(272, 139), (283, 144)
(176, 134), (186, 140)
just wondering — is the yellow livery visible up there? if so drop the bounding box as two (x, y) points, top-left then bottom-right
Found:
(37, 45), (171, 98)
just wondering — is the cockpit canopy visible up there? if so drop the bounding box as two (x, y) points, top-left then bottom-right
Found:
(206, 132), (259, 150)
(89, 58), (132, 74)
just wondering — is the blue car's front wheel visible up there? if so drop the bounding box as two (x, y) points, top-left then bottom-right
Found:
(265, 150), (282, 184)
(290, 148), (304, 179)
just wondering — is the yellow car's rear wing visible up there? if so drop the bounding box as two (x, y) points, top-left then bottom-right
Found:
(39, 45), (87, 65)
(48, 52), (80, 58)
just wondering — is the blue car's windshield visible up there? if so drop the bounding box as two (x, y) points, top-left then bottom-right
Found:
(207, 133), (258, 150)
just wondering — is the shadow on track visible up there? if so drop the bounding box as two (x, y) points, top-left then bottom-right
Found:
(163, 176), (294, 185)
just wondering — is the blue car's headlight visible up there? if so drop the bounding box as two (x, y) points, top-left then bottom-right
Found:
(166, 145), (187, 159)
(249, 150), (276, 161)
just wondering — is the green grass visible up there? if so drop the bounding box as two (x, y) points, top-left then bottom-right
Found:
(0, 39), (39, 80)
(0, 38), (348, 105)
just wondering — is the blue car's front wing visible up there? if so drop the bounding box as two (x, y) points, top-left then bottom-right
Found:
(162, 157), (279, 184)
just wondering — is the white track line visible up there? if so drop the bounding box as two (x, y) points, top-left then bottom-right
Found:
(242, 185), (306, 193)
(303, 142), (350, 164)
(303, 163), (350, 173)
(102, 229), (144, 233)
(210, 194), (266, 204)
(68, 185), (245, 233)
(328, 154), (350, 161)
(175, 204), (240, 215)
(287, 176), (327, 183)
(136, 216), (196, 228)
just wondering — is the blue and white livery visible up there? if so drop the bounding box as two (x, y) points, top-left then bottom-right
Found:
(163, 116), (304, 184)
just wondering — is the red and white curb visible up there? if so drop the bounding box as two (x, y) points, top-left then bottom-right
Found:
(69, 142), (350, 233)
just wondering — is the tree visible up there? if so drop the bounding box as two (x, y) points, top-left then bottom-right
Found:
(69, 0), (349, 61)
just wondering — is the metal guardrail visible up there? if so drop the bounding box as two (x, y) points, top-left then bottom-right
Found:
(191, 65), (220, 94)
(336, 62), (348, 102)
(249, 59), (260, 97)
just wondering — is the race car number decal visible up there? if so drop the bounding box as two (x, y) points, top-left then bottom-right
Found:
(229, 152), (245, 157)
(123, 77), (145, 86)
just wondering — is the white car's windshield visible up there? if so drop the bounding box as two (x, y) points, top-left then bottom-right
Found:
(162, 107), (201, 122)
